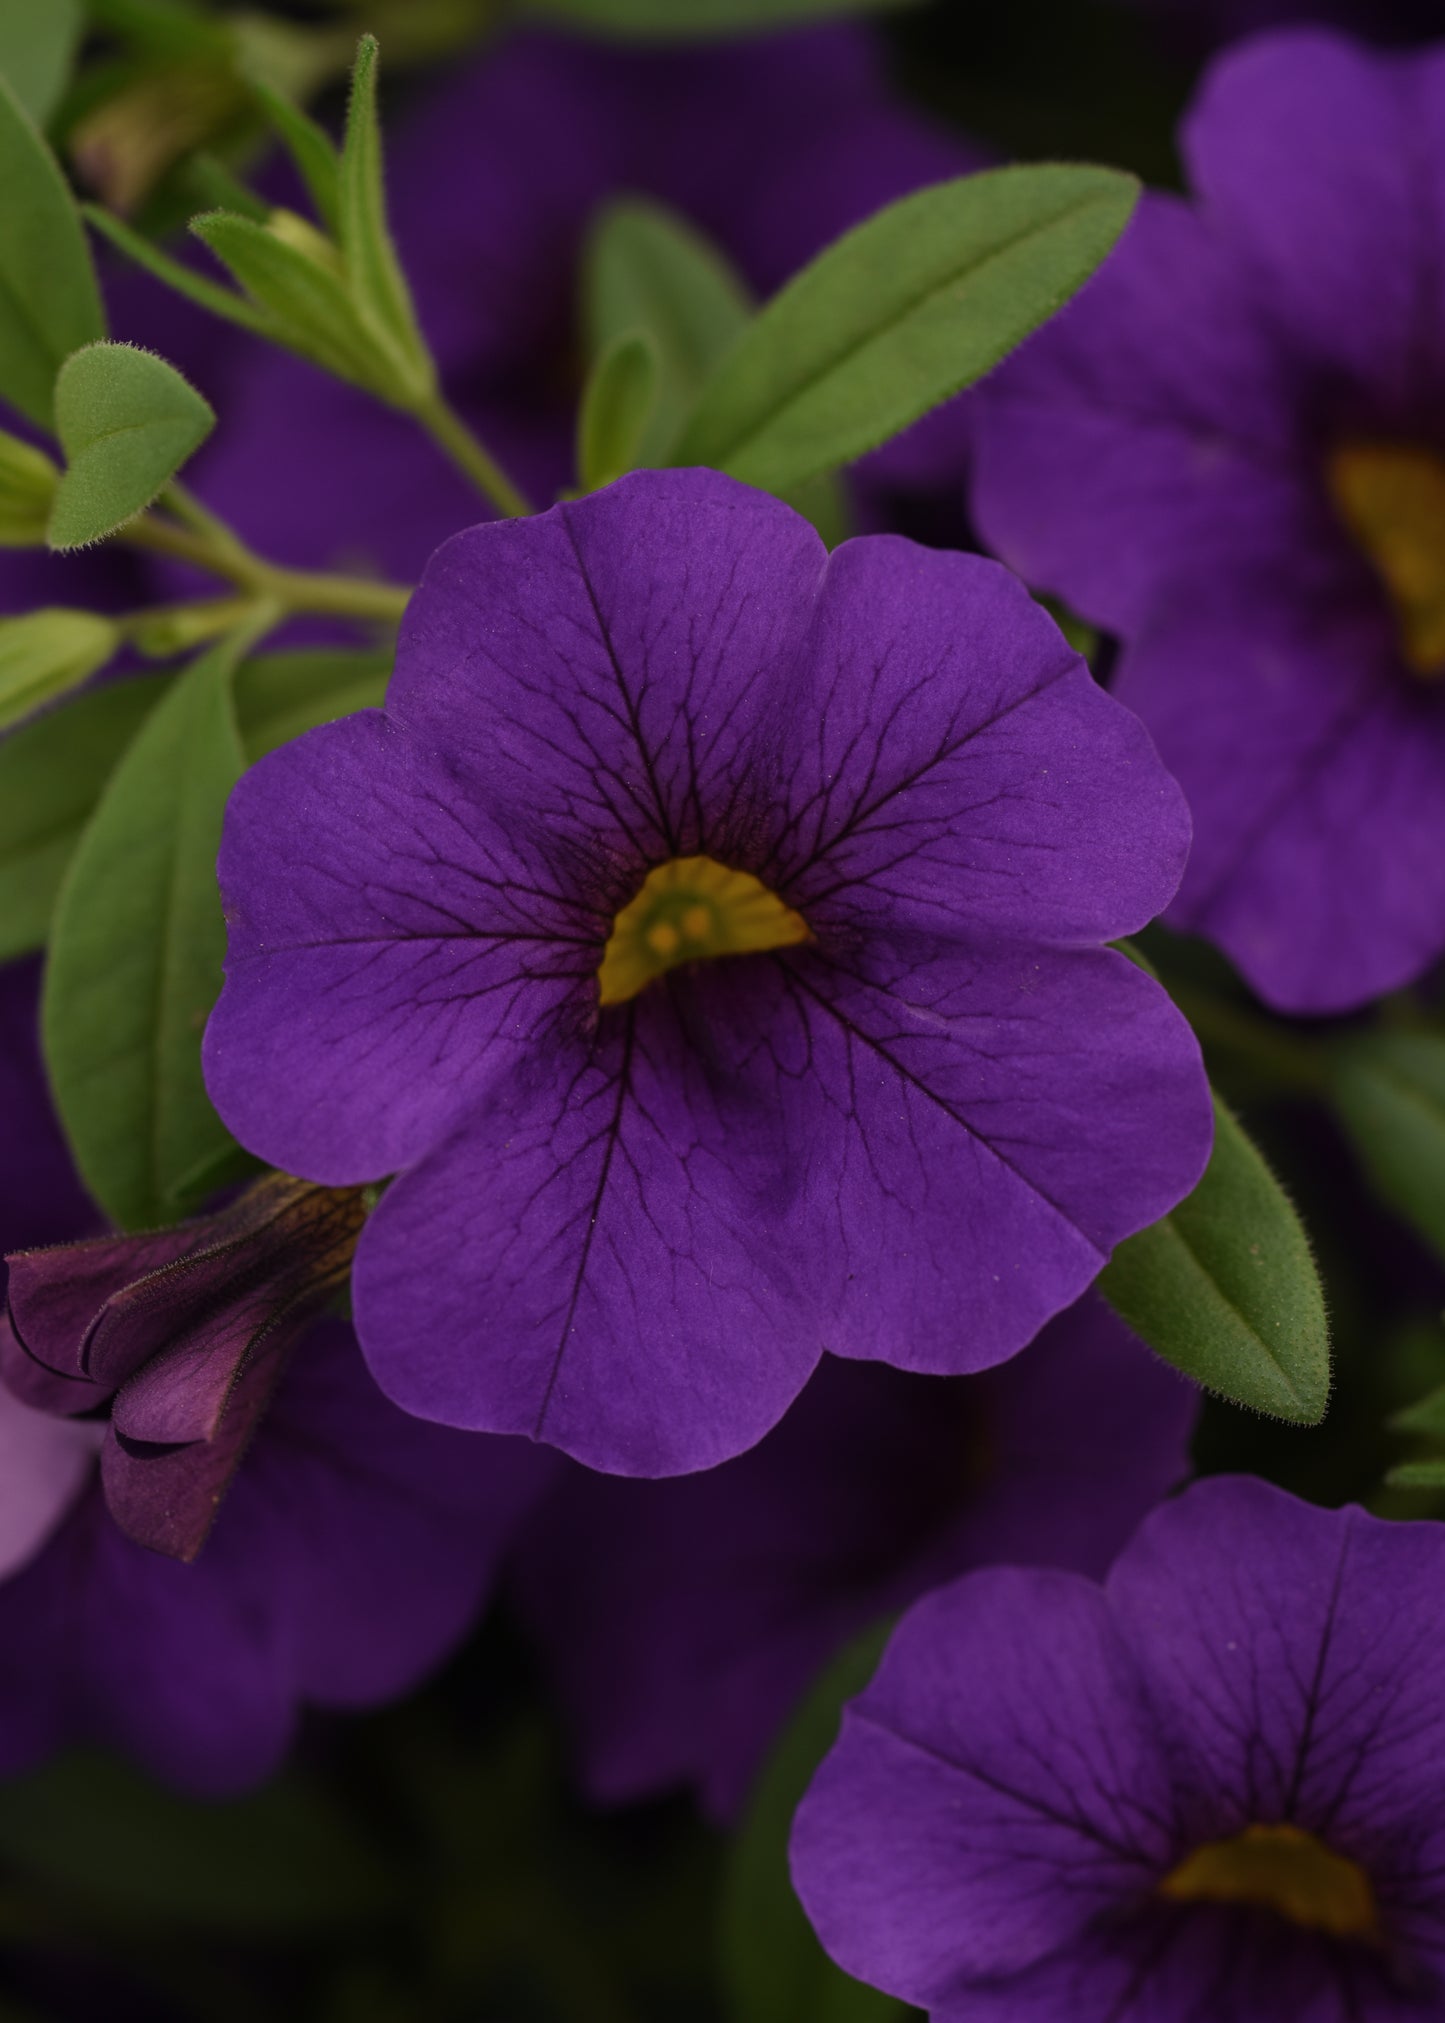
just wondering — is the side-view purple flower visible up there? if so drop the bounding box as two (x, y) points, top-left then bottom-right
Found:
(792, 1476), (1445, 2021)
(204, 467), (1212, 1476)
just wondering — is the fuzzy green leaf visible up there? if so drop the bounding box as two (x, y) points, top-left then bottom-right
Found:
(1099, 1096), (1330, 1424)
(722, 1621), (902, 2023)
(338, 36), (429, 389)
(47, 342), (215, 548)
(42, 628), (257, 1228)
(1332, 1030), (1445, 1265)
(0, 68), (104, 428)
(674, 163), (1138, 493)
(248, 79), (340, 233)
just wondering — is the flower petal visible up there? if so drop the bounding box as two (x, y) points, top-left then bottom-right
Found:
(0, 1375), (101, 1583)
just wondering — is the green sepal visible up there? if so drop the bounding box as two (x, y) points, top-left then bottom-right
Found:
(577, 328), (659, 490)
(47, 341), (215, 549)
(0, 426), (58, 544)
(1099, 1094), (1331, 1425)
(673, 163), (1139, 494)
(0, 0), (83, 126)
(0, 607), (119, 732)
(1331, 1029), (1445, 1265)
(42, 618), (269, 1230)
(0, 67), (104, 428)
(721, 1620), (903, 2023)
(0, 673), (166, 963)
(338, 36), (432, 392)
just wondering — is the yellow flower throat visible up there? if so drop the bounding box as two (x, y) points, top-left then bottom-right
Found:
(597, 855), (810, 1007)
(1328, 440), (1445, 677)
(1160, 1822), (1380, 1944)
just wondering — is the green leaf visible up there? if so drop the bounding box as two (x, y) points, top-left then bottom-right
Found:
(338, 35), (430, 391)
(578, 328), (659, 489)
(0, 1753), (390, 1932)
(0, 673), (163, 961)
(0, 67), (104, 429)
(1332, 1030), (1445, 1265)
(234, 644), (391, 759)
(722, 1622), (904, 2023)
(47, 341), (215, 548)
(524, 0), (918, 35)
(0, 426), (57, 543)
(1099, 1095), (1331, 1424)
(1390, 1380), (1445, 1440)
(84, 202), (275, 344)
(1385, 1459), (1445, 1492)
(0, 607), (119, 730)
(249, 77), (340, 233)
(674, 163), (1138, 494)
(0, 0), (82, 126)
(43, 625), (261, 1229)
(585, 197), (752, 465)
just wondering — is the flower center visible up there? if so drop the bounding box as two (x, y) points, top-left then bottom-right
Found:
(1327, 440), (1445, 677)
(597, 855), (810, 1007)
(1159, 1823), (1380, 1943)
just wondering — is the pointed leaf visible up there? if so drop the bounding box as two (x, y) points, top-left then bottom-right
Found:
(1386, 1459), (1445, 1492)
(1099, 1096), (1330, 1424)
(47, 342), (215, 549)
(1332, 1030), (1445, 1265)
(337, 35), (429, 388)
(43, 626), (262, 1229)
(577, 328), (659, 489)
(0, 68), (104, 428)
(1390, 1380), (1445, 1440)
(0, 607), (118, 729)
(674, 163), (1138, 493)
(0, 0), (82, 126)
(0, 674), (164, 961)
(722, 1621), (903, 2023)
(249, 78), (340, 233)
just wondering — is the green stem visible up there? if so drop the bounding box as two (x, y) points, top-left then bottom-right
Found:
(413, 389), (533, 518)
(121, 506), (412, 625)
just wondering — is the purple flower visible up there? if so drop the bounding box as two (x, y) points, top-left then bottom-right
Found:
(204, 468), (1211, 1475)
(513, 1294), (1196, 1820)
(3, 1173), (368, 1560)
(188, 25), (982, 586)
(792, 1476), (1445, 2021)
(0, 1318), (552, 1796)
(971, 32), (1445, 1015)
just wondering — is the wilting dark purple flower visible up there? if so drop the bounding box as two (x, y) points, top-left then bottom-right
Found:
(0, 1320), (552, 1796)
(513, 1294), (1196, 1820)
(204, 468), (1211, 1475)
(971, 32), (1445, 1015)
(189, 24), (982, 585)
(792, 1476), (1445, 2021)
(3, 1174), (367, 1559)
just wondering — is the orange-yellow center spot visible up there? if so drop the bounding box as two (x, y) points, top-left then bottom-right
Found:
(597, 855), (810, 1007)
(1328, 441), (1445, 677)
(1160, 1823), (1380, 1943)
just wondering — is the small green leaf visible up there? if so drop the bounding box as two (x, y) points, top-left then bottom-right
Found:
(0, 674), (164, 962)
(0, 68), (104, 429)
(0, 426), (58, 544)
(0, 607), (119, 730)
(1332, 1030), (1445, 1265)
(47, 342), (215, 548)
(338, 36), (430, 392)
(1386, 1459), (1445, 1492)
(43, 623), (263, 1229)
(525, 0), (918, 35)
(1390, 1380), (1445, 1440)
(0, 0), (82, 126)
(235, 644), (391, 759)
(578, 328), (659, 490)
(674, 163), (1138, 494)
(722, 1622), (904, 2023)
(585, 197), (752, 465)
(1099, 1096), (1331, 1424)
(249, 77), (340, 233)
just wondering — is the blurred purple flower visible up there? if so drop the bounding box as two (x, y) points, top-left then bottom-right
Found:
(204, 469), (1209, 1476)
(793, 1475), (1445, 2020)
(972, 31), (1445, 1014)
(513, 1294), (1196, 1821)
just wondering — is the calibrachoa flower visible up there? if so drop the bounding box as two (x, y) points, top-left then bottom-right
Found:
(204, 468), (1211, 1475)
(0, 1320), (552, 1797)
(513, 1294), (1196, 1819)
(971, 32), (1445, 1015)
(792, 1476), (1445, 2020)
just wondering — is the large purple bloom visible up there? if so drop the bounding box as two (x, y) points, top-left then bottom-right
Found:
(792, 1476), (1445, 2021)
(204, 468), (1210, 1475)
(0, 1319), (551, 1796)
(513, 1294), (1196, 1820)
(971, 32), (1445, 1015)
